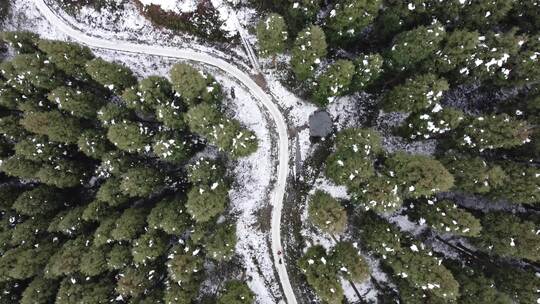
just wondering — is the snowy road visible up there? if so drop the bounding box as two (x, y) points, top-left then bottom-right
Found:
(32, 0), (297, 303)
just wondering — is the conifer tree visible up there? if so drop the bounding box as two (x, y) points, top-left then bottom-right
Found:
(325, 0), (381, 43)
(307, 190), (347, 234)
(169, 63), (221, 106)
(217, 280), (255, 304)
(20, 276), (58, 304)
(45, 237), (88, 278)
(85, 58), (137, 94)
(185, 183), (229, 223)
(48, 86), (103, 119)
(256, 13), (288, 59)
(122, 75), (173, 113)
(167, 245), (204, 283)
(383, 73), (449, 113)
(205, 221), (236, 262)
(12, 185), (63, 216)
(350, 175), (402, 214)
(290, 25), (327, 80)
(106, 120), (153, 153)
(492, 161), (539, 205)
(77, 129), (113, 159)
(20, 110), (83, 144)
(0, 31), (39, 54)
(312, 59), (355, 106)
(442, 155), (507, 195)
(132, 229), (169, 264)
(79, 246), (109, 277)
(147, 196), (191, 235)
(351, 53), (384, 91)
(120, 166), (165, 197)
(56, 278), (114, 304)
(329, 242), (369, 283)
(110, 207), (148, 241)
(400, 107), (465, 140)
(38, 39), (94, 79)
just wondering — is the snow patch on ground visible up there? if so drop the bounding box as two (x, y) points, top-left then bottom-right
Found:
(139, 0), (198, 13)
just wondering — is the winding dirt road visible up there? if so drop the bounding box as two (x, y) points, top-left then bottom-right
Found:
(32, 1), (297, 303)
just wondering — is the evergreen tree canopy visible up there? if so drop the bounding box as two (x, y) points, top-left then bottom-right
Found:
(291, 25), (327, 80)
(85, 58), (137, 93)
(312, 59), (355, 106)
(256, 13), (288, 58)
(307, 190), (347, 234)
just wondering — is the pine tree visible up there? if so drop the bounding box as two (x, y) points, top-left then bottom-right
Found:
(0, 155), (40, 179)
(120, 166), (165, 197)
(205, 221), (236, 262)
(48, 86), (103, 119)
(325, 128), (382, 187)
(409, 198), (482, 237)
(77, 129), (113, 159)
(36, 158), (88, 188)
(37, 39), (94, 79)
(350, 175), (402, 214)
(9, 53), (63, 90)
(442, 155), (507, 195)
(290, 25), (327, 80)
(312, 59), (355, 106)
(455, 114), (530, 150)
(473, 213), (539, 262)
(325, 0), (381, 43)
(116, 264), (160, 298)
(152, 131), (191, 164)
(96, 177), (131, 206)
(307, 190), (347, 234)
(217, 280), (254, 304)
(10, 216), (49, 246)
(110, 207), (148, 241)
(79, 245), (109, 277)
(155, 100), (186, 129)
(400, 107), (465, 140)
(297, 245), (344, 304)
(0, 115), (28, 141)
(12, 185), (63, 216)
(187, 157), (227, 185)
(256, 13), (288, 59)
(163, 280), (199, 304)
(56, 278), (114, 304)
(106, 243), (132, 270)
(329, 242), (369, 283)
(132, 229), (169, 264)
(434, 29), (480, 74)
(122, 75), (173, 113)
(167, 245), (204, 283)
(0, 31), (39, 54)
(97, 103), (134, 126)
(20, 276), (59, 304)
(93, 214), (119, 247)
(169, 63), (221, 106)
(82, 200), (112, 222)
(385, 152), (454, 198)
(0, 242), (55, 280)
(489, 264), (540, 304)
(13, 135), (70, 162)
(106, 120), (153, 153)
(147, 196), (191, 235)
(47, 205), (88, 235)
(492, 161), (539, 205)
(185, 183), (229, 223)
(44, 237), (88, 278)
(20, 110), (83, 144)
(351, 53), (384, 91)
(383, 73), (449, 112)
(85, 58), (137, 93)
(387, 23), (446, 71)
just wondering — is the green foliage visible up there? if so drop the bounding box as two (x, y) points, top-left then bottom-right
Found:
(20, 110), (83, 144)
(297, 245), (344, 304)
(167, 245), (204, 283)
(47, 206), (87, 235)
(329, 242), (369, 283)
(385, 152), (454, 198)
(37, 39), (94, 78)
(122, 76), (173, 113)
(152, 131), (191, 164)
(36, 159), (88, 188)
(96, 177), (130, 206)
(0, 185), (23, 211)
(256, 13), (288, 58)
(12, 185), (63, 216)
(0, 155), (40, 179)
(110, 207), (148, 241)
(85, 58), (137, 93)
(460, 0), (514, 29)
(409, 198), (482, 237)
(163, 281), (199, 304)
(97, 103), (133, 126)
(79, 245), (108, 277)
(0, 31), (39, 54)
(350, 175), (402, 214)
(0, 242), (55, 280)
(492, 162), (539, 205)
(169, 63), (221, 106)
(291, 25), (327, 80)
(401, 106), (465, 140)
(186, 103), (258, 158)
(473, 213), (539, 262)
(93, 214), (118, 247)
(106, 243), (132, 270)
(447, 264), (512, 304)
(106, 120), (153, 153)
(205, 221), (236, 262)
(351, 53), (384, 91)
(14, 135), (69, 162)
(116, 264), (159, 298)
(82, 200), (112, 222)
(383, 73), (449, 112)
(155, 100), (186, 129)
(186, 183), (229, 222)
(387, 23), (446, 71)
(434, 29), (480, 74)
(0, 115), (28, 141)
(456, 114), (530, 150)
(442, 155), (507, 195)
(120, 166), (165, 197)
(56, 278), (114, 304)
(10, 216), (48, 246)
(77, 128), (113, 159)
(48, 86), (103, 119)
(312, 59), (355, 107)
(132, 229), (169, 264)
(187, 157), (227, 185)
(10, 53), (62, 90)
(307, 190), (347, 234)
(325, 0), (381, 43)
(20, 277), (58, 304)
(217, 280), (255, 304)
(325, 128), (382, 187)
(147, 196), (191, 235)
(45, 237), (87, 278)
(490, 264), (540, 304)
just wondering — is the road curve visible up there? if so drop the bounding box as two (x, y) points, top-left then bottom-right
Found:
(33, 1), (297, 303)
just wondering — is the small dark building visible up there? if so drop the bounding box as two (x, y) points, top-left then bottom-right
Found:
(309, 110), (333, 138)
